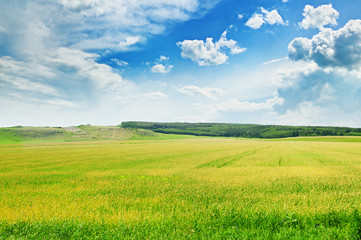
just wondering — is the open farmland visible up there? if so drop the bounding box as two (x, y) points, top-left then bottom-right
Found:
(1, 137), (361, 239)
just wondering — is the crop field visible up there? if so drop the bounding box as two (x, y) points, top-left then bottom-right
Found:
(1, 136), (361, 239)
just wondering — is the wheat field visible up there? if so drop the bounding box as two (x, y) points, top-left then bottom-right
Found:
(1, 137), (361, 239)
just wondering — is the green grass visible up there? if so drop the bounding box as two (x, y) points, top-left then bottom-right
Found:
(1, 137), (361, 239)
(0, 126), (195, 144)
(275, 136), (361, 142)
(0, 127), (71, 144)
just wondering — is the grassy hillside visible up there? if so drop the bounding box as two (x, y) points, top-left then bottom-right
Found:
(0, 126), (71, 144)
(122, 121), (361, 139)
(0, 125), (196, 144)
(1, 137), (361, 239)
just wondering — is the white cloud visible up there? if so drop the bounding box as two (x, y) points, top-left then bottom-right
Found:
(151, 63), (173, 73)
(118, 36), (141, 50)
(59, 0), (205, 19)
(49, 47), (125, 90)
(177, 28), (246, 66)
(150, 55), (173, 73)
(178, 85), (224, 99)
(272, 101), (361, 127)
(273, 63), (319, 88)
(0, 73), (59, 96)
(263, 57), (287, 65)
(141, 92), (167, 99)
(317, 82), (335, 103)
(0, 56), (55, 79)
(55, 0), (220, 50)
(159, 55), (169, 61)
(218, 29), (247, 55)
(282, 0), (288, 2)
(45, 98), (80, 108)
(246, 14), (265, 29)
(215, 95), (284, 112)
(299, 4), (339, 30)
(288, 37), (312, 61)
(0, 56), (60, 97)
(289, 19), (361, 70)
(238, 14), (243, 19)
(188, 94), (284, 122)
(1, 0), (220, 54)
(273, 102), (328, 126)
(111, 58), (128, 67)
(246, 8), (285, 29)
(177, 38), (227, 66)
(271, 59), (361, 127)
(261, 8), (284, 25)
(0, 46), (131, 109)
(0, 0), (228, 126)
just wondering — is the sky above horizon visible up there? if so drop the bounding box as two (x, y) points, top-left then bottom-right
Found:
(1, 0), (361, 127)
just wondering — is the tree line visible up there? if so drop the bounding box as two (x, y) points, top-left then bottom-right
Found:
(121, 121), (361, 139)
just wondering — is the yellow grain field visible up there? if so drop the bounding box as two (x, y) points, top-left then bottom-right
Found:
(1, 137), (361, 239)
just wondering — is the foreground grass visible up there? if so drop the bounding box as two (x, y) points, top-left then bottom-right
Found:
(1, 138), (361, 239)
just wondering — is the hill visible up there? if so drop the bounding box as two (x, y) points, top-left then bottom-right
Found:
(0, 125), (197, 144)
(0, 125), (138, 144)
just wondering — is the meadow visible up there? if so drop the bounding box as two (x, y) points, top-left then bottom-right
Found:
(1, 134), (361, 239)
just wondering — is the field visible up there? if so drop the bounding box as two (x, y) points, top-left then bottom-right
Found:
(1, 135), (361, 239)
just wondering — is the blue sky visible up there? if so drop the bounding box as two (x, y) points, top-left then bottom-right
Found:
(1, 0), (361, 127)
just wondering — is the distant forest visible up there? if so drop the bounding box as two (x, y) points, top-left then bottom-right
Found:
(121, 121), (361, 139)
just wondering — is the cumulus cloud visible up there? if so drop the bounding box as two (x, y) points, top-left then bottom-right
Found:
(273, 63), (319, 89)
(177, 28), (246, 66)
(262, 8), (284, 25)
(273, 101), (361, 127)
(289, 19), (361, 69)
(150, 56), (173, 73)
(272, 16), (361, 126)
(245, 14), (265, 29)
(270, 60), (361, 127)
(178, 38), (227, 66)
(273, 102), (329, 126)
(178, 85), (224, 99)
(151, 63), (173, 73)
(299, 4), (339, 30)
(246, 7), (285, 29)
(159, 55), (169, 61)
